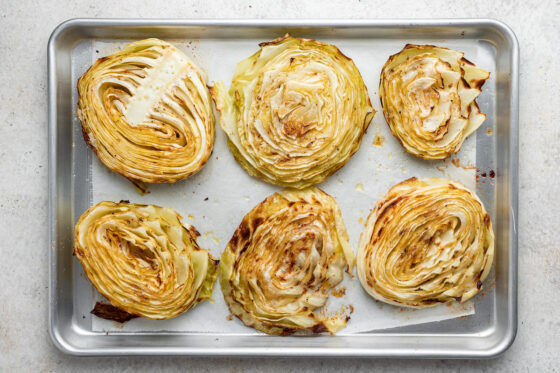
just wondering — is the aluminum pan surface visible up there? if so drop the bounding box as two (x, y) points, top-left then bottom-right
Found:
(48, 18), (518, 357)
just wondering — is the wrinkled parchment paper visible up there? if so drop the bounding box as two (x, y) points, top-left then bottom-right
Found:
(89, 37), (487, 334)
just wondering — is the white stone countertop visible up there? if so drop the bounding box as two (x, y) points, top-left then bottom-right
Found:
(1, 0), (558, 371)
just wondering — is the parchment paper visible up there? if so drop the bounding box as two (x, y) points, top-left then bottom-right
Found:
(89, 37), (484, 334)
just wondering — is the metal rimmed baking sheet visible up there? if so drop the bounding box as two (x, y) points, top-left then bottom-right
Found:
(48, 18), (518, 357)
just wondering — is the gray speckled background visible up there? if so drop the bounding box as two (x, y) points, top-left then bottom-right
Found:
(1, 0), (558, 371)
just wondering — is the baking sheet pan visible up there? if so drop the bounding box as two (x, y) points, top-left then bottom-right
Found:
(48, 18), (518, 357)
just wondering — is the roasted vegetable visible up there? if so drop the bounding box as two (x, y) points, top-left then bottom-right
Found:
(211, 35), (374, 188)
(77, 39), (214, 183)
(219, 188), (354, 334)
(379, 45), (489, 159)
(357, 178), (494, 308)
(74, 201), (218, 319)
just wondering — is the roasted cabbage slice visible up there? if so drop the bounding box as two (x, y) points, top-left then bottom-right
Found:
(211, 35), (374, 189)
(357, 178), (494, 308)
(379, 44), (489, 159)
(77, 38), (214, 183)
(74, 201), (218, 319)
(219, 188), (354, 335)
